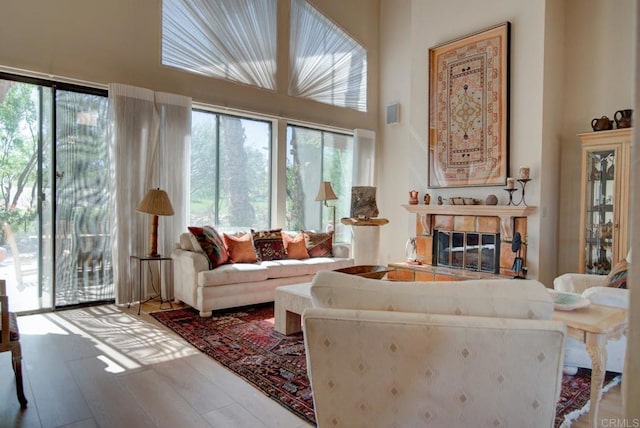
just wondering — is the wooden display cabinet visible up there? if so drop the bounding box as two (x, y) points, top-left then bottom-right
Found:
(577, 128), (631, 274)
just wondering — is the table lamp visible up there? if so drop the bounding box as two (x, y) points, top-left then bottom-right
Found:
(315, 181), (338, 232)
(137, 188), (175, 257)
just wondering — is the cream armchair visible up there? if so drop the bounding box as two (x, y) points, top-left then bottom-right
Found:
(553, 253), (630, 373)
(303, 272), (566, 428)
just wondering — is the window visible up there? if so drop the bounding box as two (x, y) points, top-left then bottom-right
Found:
(161, 0), (277, 90)
(162, 0), (368, 110)
(190, 111), (271, 231)
(285, 125), (353, 242)
(289, 0), (367, 111)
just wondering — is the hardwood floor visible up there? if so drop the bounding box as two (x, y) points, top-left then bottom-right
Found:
(0, 301), (623, 427)
(0, 301), (312, 428)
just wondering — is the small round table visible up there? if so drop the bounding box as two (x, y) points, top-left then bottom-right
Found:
(340, 217), (389, 265)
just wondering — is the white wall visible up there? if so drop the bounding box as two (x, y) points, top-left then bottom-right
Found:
(378, 0), (634, 286)
(558, 0), (635, 275)
(378, 0), (553, 283)
(539, 0), (566, 286)
(625, 1), (639, 415)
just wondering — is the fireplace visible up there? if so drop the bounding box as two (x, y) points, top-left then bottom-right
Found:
(396, 204), (534, 279)
(434, 230), (500, 274)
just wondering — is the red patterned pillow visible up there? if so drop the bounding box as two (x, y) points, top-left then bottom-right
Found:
(282, 232), (309, 260)
(606, 260), (628, 289)
(223, 233), (258, 263)
(251, 228), (286, 261)
(188, 225), (229, 269)
(303, 231), (333, 258)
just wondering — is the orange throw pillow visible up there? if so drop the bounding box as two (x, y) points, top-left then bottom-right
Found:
(282, 232), (309, 260)
(223, 233), (257, 263)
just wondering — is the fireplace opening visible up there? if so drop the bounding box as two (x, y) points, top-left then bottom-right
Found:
(433, 230), (500, 273)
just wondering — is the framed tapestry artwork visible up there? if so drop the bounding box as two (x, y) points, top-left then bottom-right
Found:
(428, 22), (510, 188)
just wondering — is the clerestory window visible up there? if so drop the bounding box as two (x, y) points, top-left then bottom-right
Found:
(161, 0), (277, 90)
(289, 0), (368, 112)
(162, 0), (367, 111)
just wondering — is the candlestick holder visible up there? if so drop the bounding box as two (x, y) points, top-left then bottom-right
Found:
(517, 179), (531, 206)
(503, 179), (531, 206)
(505, 188), (518, 205)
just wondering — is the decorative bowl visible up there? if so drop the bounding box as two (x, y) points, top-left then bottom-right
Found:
(334, 265), (391, 279)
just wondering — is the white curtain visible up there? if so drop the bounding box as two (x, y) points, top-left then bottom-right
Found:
(108, 84), (191, 304)
(353, 129), (376, 186)
(156, 92), (191, 263)
(289, 0), (367, 112)
(161, 0), (277, 90)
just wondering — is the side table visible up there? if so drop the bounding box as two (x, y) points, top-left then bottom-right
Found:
(129, 255), (173, 315)
(552, 303), (627, 428)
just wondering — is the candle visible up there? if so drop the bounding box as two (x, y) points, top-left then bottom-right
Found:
(519, 167), (530, 180)
(506, 177), (516, 189)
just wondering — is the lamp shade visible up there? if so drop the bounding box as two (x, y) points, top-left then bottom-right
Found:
(137, 188), (175, 216)
(315, 181), (338, 202)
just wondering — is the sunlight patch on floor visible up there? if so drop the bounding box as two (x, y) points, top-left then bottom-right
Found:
(17, 305), (200, 374)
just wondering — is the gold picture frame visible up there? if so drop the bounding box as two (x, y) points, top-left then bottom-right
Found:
(428, 22), (510, 188)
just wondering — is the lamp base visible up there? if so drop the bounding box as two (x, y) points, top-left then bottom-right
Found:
(147, 214), (160, 259)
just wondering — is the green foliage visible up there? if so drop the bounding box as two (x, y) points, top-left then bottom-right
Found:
(190, 112), (271, 229)
(0, 207), (36, 244)
(191, 111), (217, 203)
(0, 82), (38, 210)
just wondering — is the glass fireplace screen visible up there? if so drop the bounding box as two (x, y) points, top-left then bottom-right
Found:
(434, 230), (500, 273)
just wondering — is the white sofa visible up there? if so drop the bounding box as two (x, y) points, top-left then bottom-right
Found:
(303, 271), (566, 428)
(172, 233), (354, 316)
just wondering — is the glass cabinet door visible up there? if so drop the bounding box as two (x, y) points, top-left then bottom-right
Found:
(583, 148), (616, 274)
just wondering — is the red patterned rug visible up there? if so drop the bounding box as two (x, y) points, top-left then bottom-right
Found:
(555, 368), (620, 427)
(151, 304), (314, 423)
(151, 304), (621, 427)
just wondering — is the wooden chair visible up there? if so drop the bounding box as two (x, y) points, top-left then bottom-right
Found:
(0, 279), (28, 408)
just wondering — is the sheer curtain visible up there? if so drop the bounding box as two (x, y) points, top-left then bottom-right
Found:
(161, 0), (277, 90)
(156, 92), (191, 263)
(289, 0), (368, 112)
(353, 129), (376, 186)
(108, 84), (191, 304)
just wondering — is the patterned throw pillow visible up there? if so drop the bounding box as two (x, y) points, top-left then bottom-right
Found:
(188, 225), (230, 269)
(303, 231), (333, 258)
(223, 233), (258, 263)
(281, 232), (309, 260)
(251, 228), (287, 262)
(607, 260), (628, 289)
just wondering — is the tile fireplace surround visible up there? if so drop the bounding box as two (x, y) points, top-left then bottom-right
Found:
(390, 205), (536, 281)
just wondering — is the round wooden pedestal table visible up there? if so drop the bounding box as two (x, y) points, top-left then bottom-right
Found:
(340, 217), (389, 266)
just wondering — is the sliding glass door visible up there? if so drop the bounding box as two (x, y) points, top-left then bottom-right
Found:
(54, 89), (112, 306)
(0, 76), (113, 312)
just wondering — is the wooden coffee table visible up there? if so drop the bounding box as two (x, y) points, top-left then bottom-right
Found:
(274, 283), (312, 335)
(552, 303), (627, 428)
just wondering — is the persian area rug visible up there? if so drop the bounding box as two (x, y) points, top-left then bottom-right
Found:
(151, 304), (621, 427)
(555, 368), (621, 428)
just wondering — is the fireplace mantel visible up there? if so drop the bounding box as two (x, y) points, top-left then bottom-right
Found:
(402, 204), (536, 242)
(402, 204), (536, 217)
